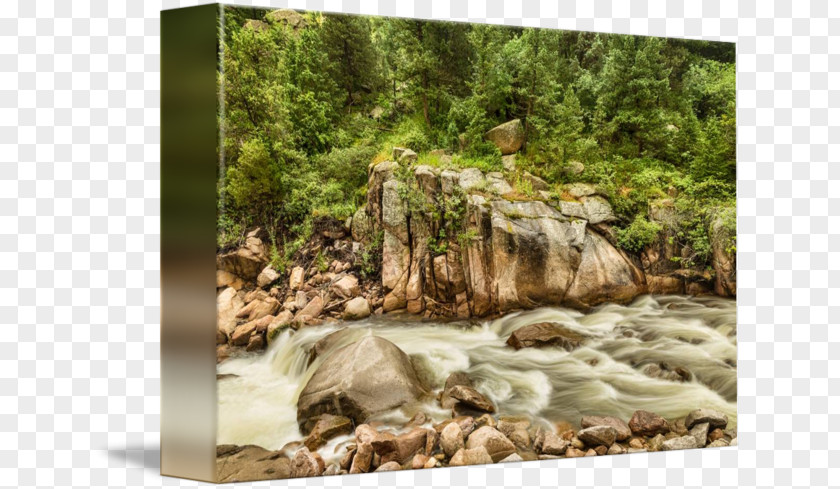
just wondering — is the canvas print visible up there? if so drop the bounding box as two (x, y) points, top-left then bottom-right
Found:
(213, 6), (736, 482)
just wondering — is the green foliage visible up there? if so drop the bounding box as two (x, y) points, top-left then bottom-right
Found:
(616, 215), (662, 253)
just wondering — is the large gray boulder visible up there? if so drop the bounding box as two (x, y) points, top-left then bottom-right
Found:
(484, 119), (525, 155)
(565, 229), (646, 308)
(297, 336), (427, 428)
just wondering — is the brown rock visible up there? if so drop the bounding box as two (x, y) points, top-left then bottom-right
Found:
(289, 447), (325, 478)
(434, 416), (476, 437)
(215, 445), (290, 483)
(440, 422), (465, 458)
(506, 322), (585, 351)
(373, 427), (429, 465)
(331, 274), (361, 299)
(594, 445), (608, 455)
(628, 410), (670, 437)
(349, 442), (373, 474)
(684, 408), (729, 430)
(216, 231), (269, 280)
(484, 119), (525, 155)
(581, 415), (632, 441)
(497, 416), (530, 448)
(411, 453), (429, 470)
(295, 296), (324, 323)
(289, 266), (305, 290)
(245, 333), (265, 352)
(584, 448), (597, 457)
(577, 425), (617, 447)
(475, 413), (496, 428)
(374, 461), (401, 472)
(629, 437), (645, 449)
(465, 426), (516, 462)
(607, 443), (626, 455)
(302, 414), (353, 451)
(565, 447), (585, 458)
(449, 446), (493, 467)
(447, 385), (496, 413)
(708, 428), (725, 443)
(343, 296), (371, 320)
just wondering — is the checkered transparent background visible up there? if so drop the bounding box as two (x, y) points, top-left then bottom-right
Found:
(0, 0), (836, 487)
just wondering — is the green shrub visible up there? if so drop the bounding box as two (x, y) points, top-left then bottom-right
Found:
(616, 215), (662, 253)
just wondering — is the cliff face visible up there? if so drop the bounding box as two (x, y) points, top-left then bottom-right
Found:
(357, 160), (734, 318)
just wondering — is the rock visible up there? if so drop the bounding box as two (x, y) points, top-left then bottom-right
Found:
(441, 169), (461, 195)
(689, 422), (709, 448)
(486, 172), (513, 194)
(566, 229), (646, 308)
(289, 266), (305, 290)
(392, 147), (418, 164)
(628, 438), (645, 449)
(217, 287), (244, 335)
(349, 441), (373, 474)
(297, 336), (427, 427)
(465, 426), (516, 462)
(216, 270), (244, 290)
(405, 412), (428, 427)
(411, 453), (429, 469)
(537, 431), (568, 456)
(484, 119), (525, 155)
(267, 310), (294, 343)
(557, 201), (587, 220)
(289, 447), (325, 478)
(351, 208), (374, 242)
(302, 414), (353, 451)
(580, 195), (615, 224)
(331, 275), (360, 299)
(648, 433), (666, 451)
(584, 448), (597, 456)
(581, 415), (632, 441)
(265, 8), (307, 29)
(566, 161), (585, 175)
(499, 453), (523, 463)
(577, 426), (617, 447)
(684, 409), (728, 430)
(594, 445), (608, 455)
(565, 447), (586, 458)
(215, 445), (290, 483)
(565, 183), (599, 198)
(475, 413), (496, 428)
(661, 435), (699, 451)
(323, 464), (340, 476)
(240, 296), (281, 322)
(230, 318), (259, 346)
(496, 417), (530, 448)
(459, 167), (486, 191)
(522, 172), (549, 192)
(343, 297), (371, 320)
(440, 422), (465, 458)
(629, 410), (670, 437)
(449, 446), (493, 467)
(507, 322), (585, 350)
(707, 439), (729, 448)
(729, 437), (737, 446)
(216, 329), (227, 345)
(295, 296), (324, 323)
(256, 266), (280, 288)
(294, 290), (308, 310)
(434, 416), (476, 437)
(708, 428), (725, 442)
(502, 154), (517, 172)
(709, 211), (736, 297)
(372, 427), (429, 465)
(447, 385), (495, 413)
(607, 443), (626, 455)
(216, 230), (269, 280)
(245, 333), (265, 351)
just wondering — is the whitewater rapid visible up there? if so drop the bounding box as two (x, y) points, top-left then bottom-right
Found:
(216, 294), (736, 451)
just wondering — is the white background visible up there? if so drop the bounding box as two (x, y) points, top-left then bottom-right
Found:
(0, 0), (836, 487)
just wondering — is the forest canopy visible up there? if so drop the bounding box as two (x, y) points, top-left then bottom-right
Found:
(217, 8), (736, 273)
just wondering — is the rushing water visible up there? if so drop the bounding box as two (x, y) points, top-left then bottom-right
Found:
(217, 294), (736, 453)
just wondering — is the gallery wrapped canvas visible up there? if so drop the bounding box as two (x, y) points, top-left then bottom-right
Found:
(161, 4), (736, 483)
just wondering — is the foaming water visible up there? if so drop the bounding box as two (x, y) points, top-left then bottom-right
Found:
(217, 295), (736, 452)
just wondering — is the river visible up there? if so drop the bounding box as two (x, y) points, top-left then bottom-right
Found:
(216, 294), (736, 455)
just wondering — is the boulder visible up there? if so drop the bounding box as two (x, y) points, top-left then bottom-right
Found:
(267, 310), (294, 343)
(581, 415), (632, 441)
(295, 290), (308, 310)
(689, 422), (709, 448)
(245, 333), (265, 351)
(217, 287), (244, 335)
(392, 147), (418, 164)
(496, 417), (530, 448)
(566, 229), (646, 308)
(522, 172), (549, 192)
(440, 422), (465, 458)
(661, 435), (699, 451)
(349, 442), (373, 473)
(459, 167), (486, 191)
(256, 266), (280, 288)
(629, 410), (669, 437)
(709, 211), (736, 297)
(684, 408), (728, 430)
(434, 416), (476, 437)
(565, 183), (599, 198)
(484, 119), (525, 155)
(289, 266), (305, 290)
(449, 446), (493, 467)
(215, 445), (290, 483)
(265, 8), (307, 29)
(580, 195), (615, 224)
(351, 207), (374, 242)
(507, 322), (585, 350)
(565, 161), (585, 175)
(465, 426), (516, 462)
(372, 427), (430, 465)
(216, 230), (269, 280)
(441, 170), (461, 194)
(302, 414), (353, 451)
(216, 270), (244, 290)
(289, 447), (325, 478)
(447, 385), (495, 413)
(502, 154), (517, 172)
(295, 296), (324, 323)
(297, 336), (427, 427)
(331, 275), (360, 299)
(240, 296), (281, 322)
(343, 297), (371, 320)
(577, 426), (617, 447)
(486, 172), (513, 194)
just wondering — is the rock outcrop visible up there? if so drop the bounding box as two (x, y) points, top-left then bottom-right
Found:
(297, 336), (428, 427)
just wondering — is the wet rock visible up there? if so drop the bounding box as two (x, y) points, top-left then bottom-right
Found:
(594, 445), (608, 455)
(289, 266), (305, 291)
(729, 437), (737, 446)
(256, 266), (280, 288)
(302, 414), (353, 451)
(440, 422), (465, 458)
(607, 443), (626, 455)
(266, 310), (294, 343)
(331, 275), (360, 299)
(662, 435), (699, 451)
(581, 415), (632, 441)
(297, 337), (427, 427)
(449, 446), (493, 467)
(343, 297), (371, 320)
(629, 410), (670, 437)
(684, 408), (728, 430)
(245, 333), (265, 351)
(447, 385), (496, 413)
(339, 446), (356, 470)
(289, 447), (325, 478)
(506, 322), (585, 351)
(484, 119), (525, 155)
(215, 445), (290, 483)
(577, 426), (617, 447)
(405, 412), (428, 427)
(475, 413), (496, 428)
(465, 426), (516, 462)
(689, 422), (709, 448)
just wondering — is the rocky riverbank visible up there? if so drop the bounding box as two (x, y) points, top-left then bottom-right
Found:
(217, 405), (736, 482)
